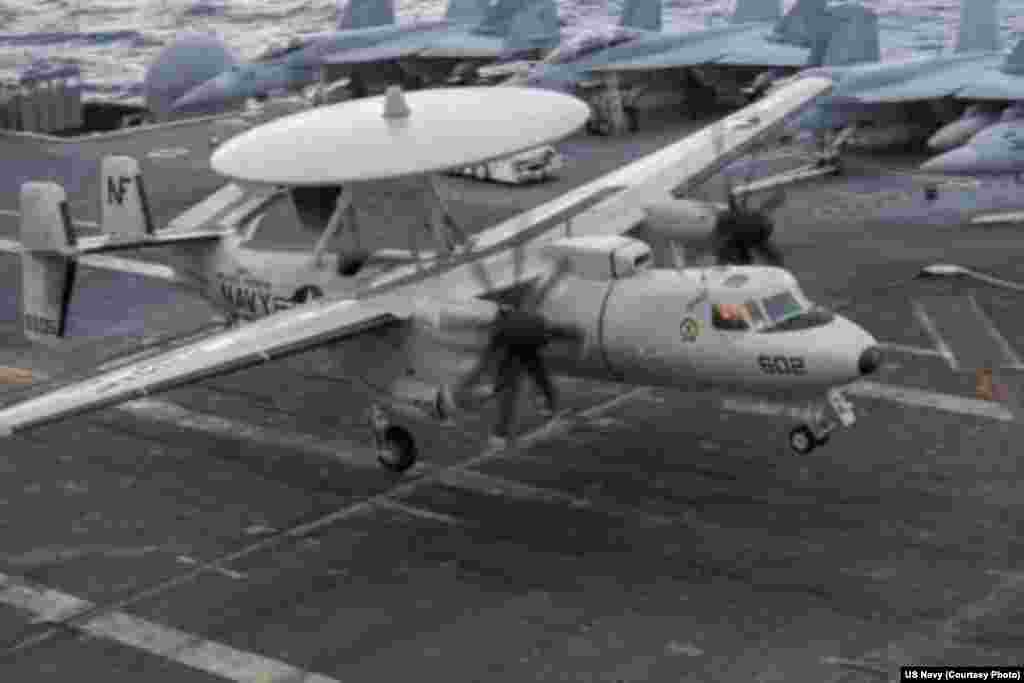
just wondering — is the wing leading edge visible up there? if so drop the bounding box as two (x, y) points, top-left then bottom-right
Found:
(0, 298), (405, 436)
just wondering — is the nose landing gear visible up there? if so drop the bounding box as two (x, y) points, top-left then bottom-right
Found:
(788, 389), (854, 455)
(369, 404), (418, 472)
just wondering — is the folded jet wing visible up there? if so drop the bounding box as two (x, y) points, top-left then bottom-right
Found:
(0, 297), (406, 436)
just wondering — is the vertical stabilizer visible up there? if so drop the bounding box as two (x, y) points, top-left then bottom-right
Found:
(446, 0), (489, 25)
(620, 0), (661, 32)
(807, 4), (880, 67)
(100, 156), (155, 239)
(1001, 37), (1024, 74)
(956, 0), (1001, 54)
(475, 0), (560, 50)
(337, 0), (395, 29)
(770, 0), (827, 47)
(20, 182), (77, 342)
(731, 0), (780, 24)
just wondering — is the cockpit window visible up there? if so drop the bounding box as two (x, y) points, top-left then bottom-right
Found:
(713, 302), (757, 330)
(760, 306), (835, 333)
(256, 37), (307, 61)
(761, 291), (803, 323)
(544, 28), (640, 64)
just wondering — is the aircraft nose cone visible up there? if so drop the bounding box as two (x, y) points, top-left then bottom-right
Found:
(920, 147), (981, 174)
(858, 346), (882, 376)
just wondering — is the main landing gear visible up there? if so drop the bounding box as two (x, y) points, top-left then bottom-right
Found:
(369, 403), (418, 472)
(787, 389), (855, 455)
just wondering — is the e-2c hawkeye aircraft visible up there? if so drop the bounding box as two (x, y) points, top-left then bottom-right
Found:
(4, 77), (880, 473)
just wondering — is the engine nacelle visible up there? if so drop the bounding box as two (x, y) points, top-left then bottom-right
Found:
(642, 199), (719, 242)
(411, 297), (498, 351)
(542, 235), (651, 280)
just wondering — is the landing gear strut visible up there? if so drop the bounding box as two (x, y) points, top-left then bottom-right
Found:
(788, 423), (832, 455)
(788, 391), (851, 455)
(369, 404), (418, 472)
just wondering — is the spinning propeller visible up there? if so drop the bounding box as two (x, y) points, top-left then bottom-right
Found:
(453, 244), (584, 441)
(709, 119), (788, 267)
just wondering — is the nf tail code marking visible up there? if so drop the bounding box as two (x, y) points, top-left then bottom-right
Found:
(107, 176), (132, 206)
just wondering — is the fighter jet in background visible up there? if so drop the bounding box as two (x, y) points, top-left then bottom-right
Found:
(511, 0), (880, 120)
(170, 0), (558, 113)
(791, 0), (1024, 162)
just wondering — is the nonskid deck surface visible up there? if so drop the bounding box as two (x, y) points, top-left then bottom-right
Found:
(0, 109), (1020, 682)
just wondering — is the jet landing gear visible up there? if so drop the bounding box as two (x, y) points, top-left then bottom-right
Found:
(369, 404), (418, 472)
(788, 423), (833, 455)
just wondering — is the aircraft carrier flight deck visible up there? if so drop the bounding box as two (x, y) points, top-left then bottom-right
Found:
(0, 106), (1020, 682)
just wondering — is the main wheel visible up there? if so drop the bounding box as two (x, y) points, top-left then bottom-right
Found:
(376, 425), (418, 472)
(788, 425), (816, 455)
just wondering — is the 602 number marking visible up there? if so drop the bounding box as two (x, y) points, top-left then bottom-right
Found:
(758, 355), (806, 375)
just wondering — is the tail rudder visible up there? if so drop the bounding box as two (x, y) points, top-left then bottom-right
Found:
(730, 0), (780, 25)
(20, 182), (77, 343)
(445, 0), (489, 25)
(101, 156), (155, 240)
(956, 0), (1001, 54)
(475, 0), (560, 51)
(808, 4), (880, 67)
(337, 0), (395, 29)
(770, 0), (826, 47)
(620, 0), (661, 32)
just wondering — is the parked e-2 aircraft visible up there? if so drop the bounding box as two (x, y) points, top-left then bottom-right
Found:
(3, 77), (881, 473)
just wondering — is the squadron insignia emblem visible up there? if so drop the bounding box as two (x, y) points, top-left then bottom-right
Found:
(680, 317), (700, 342)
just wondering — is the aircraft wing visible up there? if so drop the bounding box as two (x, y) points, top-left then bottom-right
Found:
(956, 68), (1024, 101)
(714, 41), (810, 68)
(0, 297), (406, 436)
(584, 47), (730, 73)
(845, 61), (990, 103)
(417, 33), (507, 59)
(321, 43), (426, 65)
(0, 238), (179, 282)
(371, 76), (834, 299)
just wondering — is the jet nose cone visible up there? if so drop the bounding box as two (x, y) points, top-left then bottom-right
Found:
(858, 345), (882, 376)
(920, 147), (981, 174)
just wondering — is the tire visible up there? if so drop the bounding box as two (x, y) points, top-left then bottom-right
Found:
(376, 426), (417, 472)
(789, 425), (816, 456)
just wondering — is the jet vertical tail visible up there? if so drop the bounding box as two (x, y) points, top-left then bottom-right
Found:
(620, 0), (661, 32)
(100, 156), (155, 240)
(770, 0), (827, 47)
(730, 0), (780, 25)
(337, 0), (395, 29)
(1001, 38), (1024, 75)
(20, 182), (77, 343)
(474, 0), (560, 51)
(446, 0), (490, 25)
(955, 0), (1000, 54)
(807, 4), (880, 68)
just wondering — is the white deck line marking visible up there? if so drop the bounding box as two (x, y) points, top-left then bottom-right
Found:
(0, 572), (339, 682)
(966, 294), (1024, 369)
(847, 381), (1014, 422)
(911, 300), (960, 371)
(373, 498), (464, 526)
(876, 341), (951, 359)
(0, 209), (99, 229)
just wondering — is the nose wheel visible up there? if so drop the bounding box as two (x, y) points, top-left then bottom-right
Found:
(788, 425), (828, 455)
(369, 404), (418, 473)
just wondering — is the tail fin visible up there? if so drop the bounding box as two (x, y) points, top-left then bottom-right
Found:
(620, 0), (661, 32)
(1001, 38), (1024, 74)
(337, 0), (395, 29)
(474, 0), (560, 51)
(446, 0), (489, 25)
(955, 0), (1001, 54)
(101, 156), (155, 239)
(770, 0), (826, 47)
(807, 4), (880, 67)
(20, 182), (77, 342)
(730, 0), (780, 24)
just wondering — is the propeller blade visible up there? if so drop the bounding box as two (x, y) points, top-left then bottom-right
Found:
(522, 257), (570, 312)
(455, 344), (501, 403)
(756, 189), (787, 215)
(754, 239), (785, 266)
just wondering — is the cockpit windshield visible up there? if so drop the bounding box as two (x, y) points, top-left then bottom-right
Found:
(256, 37), (307, 61)
(544, 27), (640, 64)
(758, 290), (836, 333)
(761, 291), (803, 323)
(712, 301), (762, 331)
